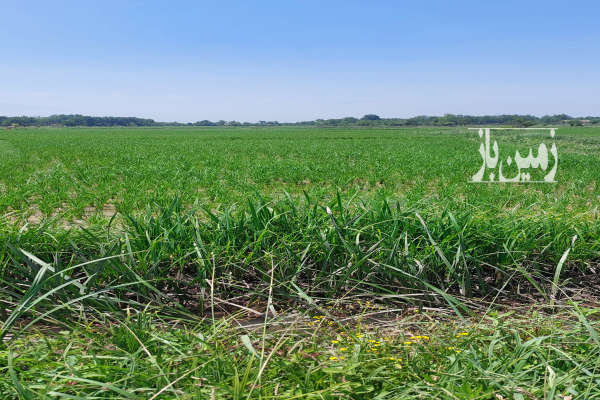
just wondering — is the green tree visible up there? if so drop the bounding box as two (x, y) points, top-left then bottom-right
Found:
(361, 114), (380, 121)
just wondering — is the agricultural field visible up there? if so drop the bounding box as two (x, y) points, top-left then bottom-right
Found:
(1, 126), (600, 399)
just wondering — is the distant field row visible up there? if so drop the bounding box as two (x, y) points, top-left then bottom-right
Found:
(1, 126), (598, 223)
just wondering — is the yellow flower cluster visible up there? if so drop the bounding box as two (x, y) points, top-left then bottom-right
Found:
(403, 335), (430, 345)
(323, 328), (464, 369)
(355, 299), (386, 311)
(307, 315), (331, 327)
(388, 356), (403, 369)
(365, 339), (382, 353)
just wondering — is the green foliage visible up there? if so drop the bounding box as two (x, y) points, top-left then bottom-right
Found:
(0, 126), (598, 307)
(1, 193), (598, 311)
(111, 312), (154, 353)
(1, 125), (599, 397)
(0, 113), (596, 127)
(361, 114), (381, 121)
(0, 114), (155, 127)
(1, 126), (598, 218)
(1, 308), (599, 398)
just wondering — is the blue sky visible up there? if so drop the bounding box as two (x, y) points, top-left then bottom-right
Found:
(1, 0), (599, 122)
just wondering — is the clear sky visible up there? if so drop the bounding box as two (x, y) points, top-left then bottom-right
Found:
(2, 0), (599, 122)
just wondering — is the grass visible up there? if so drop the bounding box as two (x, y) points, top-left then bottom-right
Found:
(1, 126), (598, 218)
(1, 125), (600, 398)
(3, 305), (600, 399)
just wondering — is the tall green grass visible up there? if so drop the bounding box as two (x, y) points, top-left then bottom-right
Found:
(2, 195), (598, 336)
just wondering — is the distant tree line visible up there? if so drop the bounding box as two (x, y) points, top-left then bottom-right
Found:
(292, 114), (600, 127)
(2, 113), (599, 128)
(0, 114), (155, 127)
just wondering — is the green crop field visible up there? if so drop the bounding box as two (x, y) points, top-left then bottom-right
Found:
(1, 126), (600, 399)
(1, 126), (599, 217)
